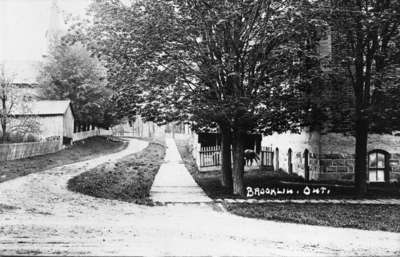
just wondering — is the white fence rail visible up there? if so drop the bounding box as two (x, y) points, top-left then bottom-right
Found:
(72, 128), (113, 142)
(0, 138), (62, 162)
(112, 118), (166, 139)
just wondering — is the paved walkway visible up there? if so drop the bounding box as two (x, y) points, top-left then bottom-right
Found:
(0, 137), (399, 256)
(150, 137), (212, 203)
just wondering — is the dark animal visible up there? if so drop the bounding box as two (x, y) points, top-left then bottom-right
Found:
(244, 149), (260, 166)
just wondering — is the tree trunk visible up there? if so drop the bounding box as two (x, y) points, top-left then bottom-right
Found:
(1, 121), (6, 143)
(354, 113), (368, 197)
(220, 125), (232, 190)
(232, 130), (245, 196)
(1, 96), (6, 143)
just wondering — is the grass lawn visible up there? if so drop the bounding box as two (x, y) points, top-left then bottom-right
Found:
(225, 202), (400, 233)
(176, 139), (400, 232)
(0, 136), (127, 183)
(68, 140), (166, 205)
(175, 139), (400, 200)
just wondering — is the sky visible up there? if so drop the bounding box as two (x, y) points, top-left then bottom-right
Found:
(0, 0), (91, 62)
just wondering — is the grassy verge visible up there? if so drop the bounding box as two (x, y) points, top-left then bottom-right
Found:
(175, 139), (400, 199)
(0, 136), (127, 183)
(175, 139), (347, 199)
(176, 139), (400, 232)
(67, 140), (166, 205)
(225, 202), (400, 233)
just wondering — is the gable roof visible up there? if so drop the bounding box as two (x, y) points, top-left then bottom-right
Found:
(13, 100), (74, 117)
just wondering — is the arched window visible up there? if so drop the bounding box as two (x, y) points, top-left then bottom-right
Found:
(288, 148), (293, 174)
(368, 150), (389, 182)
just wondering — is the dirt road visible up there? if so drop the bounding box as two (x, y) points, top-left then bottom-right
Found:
(0, 138), (399, 256)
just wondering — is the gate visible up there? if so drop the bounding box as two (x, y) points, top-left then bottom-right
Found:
(198, 145), (273, 169)
(260, 146), (274, 168)
(199, 146), (221, 167)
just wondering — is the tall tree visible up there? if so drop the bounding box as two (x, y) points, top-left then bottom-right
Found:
(324, 1), (400, 195)
(38, 41), (119, 129)
(73, 0), (323, 195)
(0, 67), (14, 143)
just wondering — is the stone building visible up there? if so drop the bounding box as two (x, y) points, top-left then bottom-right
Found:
(261, 29), (400, 184)
(262, 131), (400, 183)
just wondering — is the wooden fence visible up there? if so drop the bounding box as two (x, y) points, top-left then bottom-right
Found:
(260, 146), (274, 168)
(112, 120), (166, 139)
(0, 137), (62, 162)
(194, 144), (274, 171)
(199, 146), (222, 167)
(72, 128), (112, 142)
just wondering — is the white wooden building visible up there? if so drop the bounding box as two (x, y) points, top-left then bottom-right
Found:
(12, 100), (75, 141)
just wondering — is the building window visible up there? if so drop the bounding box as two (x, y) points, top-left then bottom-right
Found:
(368, 150), (389, 182)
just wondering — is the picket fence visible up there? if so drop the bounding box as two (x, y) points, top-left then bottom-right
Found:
(199, 145), (222, 167)
(72, 128), (112, 142)
(193, 144), (274, 171)
(0, 138), (62, 162)
(112, 124), (166, 139)
(0, 128), (115, 162)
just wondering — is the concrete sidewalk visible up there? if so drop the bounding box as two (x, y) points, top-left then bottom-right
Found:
(150, 137), (212, 203)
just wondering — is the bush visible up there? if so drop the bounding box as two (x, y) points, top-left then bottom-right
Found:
(0, 132), (40, 144)
(7, 133), (24, 143)
(24, 134), (38, 142)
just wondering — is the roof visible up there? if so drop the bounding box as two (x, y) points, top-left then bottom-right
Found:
(13, 100), (73, 117)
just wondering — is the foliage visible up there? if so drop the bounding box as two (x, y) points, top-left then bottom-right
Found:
(320, 0), (400, 133)
(38, 41), (119, 128)
(0, 67), (41, 143)
(316, 0), (400, 195)
(65, 0), (326, 195)
(69, 0), (324, 133)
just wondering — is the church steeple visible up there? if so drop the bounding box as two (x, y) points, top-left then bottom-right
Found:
(46, 0), (64, 47)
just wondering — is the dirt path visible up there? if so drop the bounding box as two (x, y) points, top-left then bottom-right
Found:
(0, 138), (399, 256)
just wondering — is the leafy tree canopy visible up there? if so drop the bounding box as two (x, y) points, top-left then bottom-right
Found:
(69, 0), (325, 135)
(38, 41), (119, 128)
(318, 0), (400, 134)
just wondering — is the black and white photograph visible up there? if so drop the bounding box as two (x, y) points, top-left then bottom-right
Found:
(0, 0), (400, 256)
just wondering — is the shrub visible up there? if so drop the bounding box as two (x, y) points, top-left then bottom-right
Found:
(24, 133), (38, 142)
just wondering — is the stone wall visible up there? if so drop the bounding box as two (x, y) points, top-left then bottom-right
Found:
(261, 131), (400, 183)
(321, 133), (400, 154)
(319, 133), (400, 182)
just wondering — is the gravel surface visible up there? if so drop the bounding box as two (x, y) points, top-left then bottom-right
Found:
(0, 138), (399, 256)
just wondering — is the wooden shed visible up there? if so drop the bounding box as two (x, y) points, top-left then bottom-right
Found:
(13, 100), (75, 142)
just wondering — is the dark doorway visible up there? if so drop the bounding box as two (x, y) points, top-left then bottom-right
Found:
(304, 149), (309, 181)
(288, 148), (293, 174)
